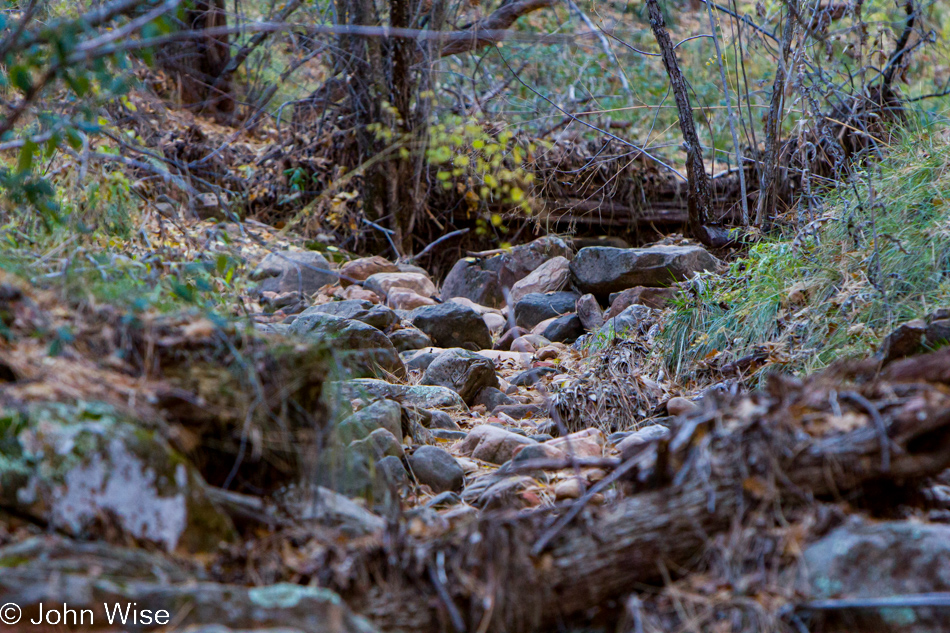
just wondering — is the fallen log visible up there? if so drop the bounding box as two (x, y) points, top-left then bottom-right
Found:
(340, 364), (950, 632)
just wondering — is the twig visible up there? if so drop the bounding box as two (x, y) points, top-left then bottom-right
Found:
(410, 228), (470, 262)
(841, 390), (890, 472)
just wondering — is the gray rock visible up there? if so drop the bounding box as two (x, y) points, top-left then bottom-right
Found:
(457, 425), (538, 464)
(473, 386), (516, 411)
(388, 326), (433, 352)
(364, 272), (436, 301)
(375, 455), (410, 493)
(431, 429), (468, 441)
(606, 286), (679, 315)
(404, 407), (460, 430)
(401, 347), (442, 371)
(571, 245), (719, 298)
(514, 292), (579, 330)
(410, 303), (492, 350)
(499, 236), (574, 288)
(599, 304), (654, 336)
(251, 250), (336, 295)
(409, 446), (465, 493)
(421, 349), (499, 404)
(803, 520), (950, 632)
(617, 425), (670, 457)
(493, 404), (546, 419)
(290, 312), (406, 379)
(0, 540), (377, 633)
(542, 313), (584, 343)
(511, 366), (558, 387)
(336, 399), (403, 443)
(879, 312), (950, 362)
(348, 428), (404, 461)
(425, 491), (461, 508)
(0, 403), (235, 553)
(301, 300), (397, 331)
(440, 257), (506, 308)
(494, 326), (528, 351)
(509, 256), (571, 304)
(276, 485), (387, 535)
(576, 293), (604, 330)
(330, 379), (468, 412)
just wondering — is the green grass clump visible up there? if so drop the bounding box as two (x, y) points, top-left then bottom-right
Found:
(661, 117), (950, 381)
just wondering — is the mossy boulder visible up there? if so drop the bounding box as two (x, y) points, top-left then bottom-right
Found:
(0, 402), (235, 553)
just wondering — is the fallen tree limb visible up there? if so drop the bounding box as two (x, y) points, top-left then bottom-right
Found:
(340, 365), (950, 632)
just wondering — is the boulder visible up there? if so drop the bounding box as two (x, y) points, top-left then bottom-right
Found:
(409, 303), (492, 350)
(251, 250), (336, 295)
(440, 257), (506, 308)
(336, 399), (403, 444)
(290, 313), (406, 379)
(542, 313), (584, 343)
(447, 296), (505, 316)
(388, 326), (433, 352)
(0, 538), (378, 633)
(457, 425), (538, 464)
(364, 272), (436, 301)
(330, 379), (468, 412)
(599, 304), (654, 336)
(473, 386), (516, 411)
(348, 428), (404, 461)
(300, 300), (397, 331)
(0, 403), (235, 553)
(509, 256), (571, 304)
(802, 520), (950, 632)
(499, 236), (573, 288)
(339, 255), (399, 287)
(421, 349), (499, 404)
(571, 245), (719, 298)
(494, 326), (528, 351)
(576, 293), (604, 330)
(387, 288), (436, 310)
(409, 446), (465, 493)
(511, 366), (558, 387)
(401, 347), (443, 371)
(607, 286), (679, 314)
(514, 292), (579, 330)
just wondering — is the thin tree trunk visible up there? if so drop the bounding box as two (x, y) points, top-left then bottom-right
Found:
(645, 0), (714, 246)
(755, 0), (796, 226)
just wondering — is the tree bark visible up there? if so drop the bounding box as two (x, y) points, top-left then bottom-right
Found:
(645, 0), (714, 246)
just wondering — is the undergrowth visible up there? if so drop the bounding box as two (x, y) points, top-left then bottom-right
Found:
(662, 116), (950, 382)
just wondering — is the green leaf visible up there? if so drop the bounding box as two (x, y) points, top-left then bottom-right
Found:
(17, 140), (37, 174)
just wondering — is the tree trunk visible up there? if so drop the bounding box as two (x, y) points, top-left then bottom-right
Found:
(158, 0), (234, 119)
(645, 0), (713, 246)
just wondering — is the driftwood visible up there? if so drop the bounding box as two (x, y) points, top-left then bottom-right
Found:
(337, 360), (950, 632)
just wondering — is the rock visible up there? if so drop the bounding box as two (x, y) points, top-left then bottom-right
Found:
(554, 477), (585, 500)
(276, 485), (387, 534)
(375, 455), (410, 494)
(536, 345), (559, 361)
(404, 407), (460, 430)
(0, 403), (235, 553)
(530, 317), (558, 336)
(494, 326), (528, 350)
(616, 425), (670, 457)
(331, 379), (468, 412)
(409, 446), (465, 493)
(542, 313), (584, 343)
(470, 475), (539, 510)
(337, 399), (403, 443)
(447, 297), (504, 316)
(606, 286), (679, 315)
(337, 284), (382, 304)
(546, 428), (604, 457)
(397, 263), (429, 275)
(492, 404), (547, 420)
(473, 386), (516, 411)
(387, 288), (436, 310)
(512, 442), (566, 462)
(348, 428), (404, 462)
(409, 303), (492, 350)
(0, 539), (377, 633)
(440, 257), (506, 308)
(879, 312), (950, 362)
(499, 236), (574, 289)
(421, 349), (499, 404)
(511, 336), (538, 354)
(457, 425), (538, 464)
(576, 293), (604, 330)
(571, 245), (720, 298)
(339, 255), (399, 287)
(431, 429), (468, 441)
(425, 491), (461, 508)
(300, 300), (397, 331)
(511, 366), (558, 387)
(666, 396), (700, 417)
(514, 291), (579, 330)
(251, 250), (336, 296)
(388, 326), (433, 352)
(509, 256), (571, 304)
(401, 347), (443, 371)
(290, 313), (405, 379)
(572, 235), (630, 250)
(364, 272), (436, 301)
(599, 304), (653, 336)
(803, 520), (950, 632)
(483, 312), (507, 333)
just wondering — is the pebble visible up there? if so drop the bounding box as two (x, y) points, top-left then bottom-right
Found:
(554, 478), (585, 500)
(667, 396), (700, 417)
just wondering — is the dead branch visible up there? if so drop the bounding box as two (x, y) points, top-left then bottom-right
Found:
(440, 0), (557, 57)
